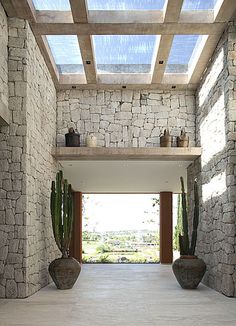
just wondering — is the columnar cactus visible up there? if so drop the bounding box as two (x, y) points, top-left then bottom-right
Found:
(50, 170), (74, 258)
(179, 176), (199, 256)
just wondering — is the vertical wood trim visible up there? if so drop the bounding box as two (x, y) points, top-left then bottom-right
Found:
(160, 192), (173, 264)
(70, 192), (83, 263)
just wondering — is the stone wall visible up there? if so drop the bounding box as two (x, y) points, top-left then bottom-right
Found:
(0, 17), (59, 298)
(57, 89), (196, 147)
(0, 3), (9, 124)
(188, 25), (236, 297)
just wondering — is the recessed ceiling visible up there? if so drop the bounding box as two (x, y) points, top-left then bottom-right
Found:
(2, 0), (236, 89)
(61, 160), (189, 193)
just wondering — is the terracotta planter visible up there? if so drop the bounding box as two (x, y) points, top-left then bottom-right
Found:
(172, 255), (206, 289)
(49, 257), (81, 290)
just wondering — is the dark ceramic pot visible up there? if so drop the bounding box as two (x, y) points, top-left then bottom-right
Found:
(172, 255), (206, 289)
(65, 131), (80, 147)
(49, 257), (81, 290)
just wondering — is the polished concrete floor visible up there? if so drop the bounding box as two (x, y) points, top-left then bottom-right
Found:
(0, 264), (236, 326)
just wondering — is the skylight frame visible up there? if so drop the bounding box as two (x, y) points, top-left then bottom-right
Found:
(46, 35), (86, 77)
(11, 0), (233, 88)
(92, 35), (160, 76)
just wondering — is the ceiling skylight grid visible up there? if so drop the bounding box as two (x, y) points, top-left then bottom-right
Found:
(46, 35), (84, 74)
(93, 35), (159, 74)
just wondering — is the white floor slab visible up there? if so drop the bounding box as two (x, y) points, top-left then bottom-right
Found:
(0, 264), (235, 326)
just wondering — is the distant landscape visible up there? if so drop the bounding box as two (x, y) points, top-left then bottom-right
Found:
(82, 230), (160, 263)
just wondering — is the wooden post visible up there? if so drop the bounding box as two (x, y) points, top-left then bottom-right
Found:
(159, 192), (173, 264)
(70, 191), (83, 263)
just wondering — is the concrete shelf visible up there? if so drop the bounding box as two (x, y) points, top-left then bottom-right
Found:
(52, 147), (201, 161)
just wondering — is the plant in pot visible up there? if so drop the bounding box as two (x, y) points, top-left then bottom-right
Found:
(172, 176), (206, 289)
(49, 170), (81, 290)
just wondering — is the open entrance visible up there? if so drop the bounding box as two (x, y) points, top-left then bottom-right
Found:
(82, 194), (160, 263)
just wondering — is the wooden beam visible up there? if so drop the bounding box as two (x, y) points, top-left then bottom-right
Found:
(69, 0), (88, 23)
(152, 36), (174, 84)
(88, 10), (163, 23)
(164, 0), (184, 22)
(188, 34), (222, 84)
(151, 1), (184, 84)
(2, 0), (36, 21)
(162, 74), (189, 85)
(31, 22), (225, 36)
(36, 10), (73, 23)
(179, 11), (214, 23)
(77, 36), (97, 84)
(57, 83), (198, 91)
(97, 73), (152, 85)
(35, 35), (59, 85)
(59, 74), (87, 85)
(160, 192), (173, 264)
(214, 0), (236, 22)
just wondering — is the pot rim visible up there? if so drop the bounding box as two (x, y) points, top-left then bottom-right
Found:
(180, 255), (198, 259)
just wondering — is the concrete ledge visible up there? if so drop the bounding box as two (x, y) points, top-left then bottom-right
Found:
(0, 97), (10, 126)
(52, 147), (202, 161)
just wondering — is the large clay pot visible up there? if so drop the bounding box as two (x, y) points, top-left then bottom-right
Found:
(49, 257), (81, 290)
(172, 255), (206, 289)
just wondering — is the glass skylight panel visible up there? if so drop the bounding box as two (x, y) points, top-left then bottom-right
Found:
(46, 36), (84, 74)
(93, 35), (158, 74)
(166, 35), (201, 73)
(182, 0), (218, 10)
(32, 0), (71, 11)
(87, 0), (165, 10)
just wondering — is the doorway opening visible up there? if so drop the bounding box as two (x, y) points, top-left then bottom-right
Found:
(82, 194), (160, 263)
(173, 194), (181, 260)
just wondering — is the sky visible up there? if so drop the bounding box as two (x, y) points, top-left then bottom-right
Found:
(82, 194), (178, 232)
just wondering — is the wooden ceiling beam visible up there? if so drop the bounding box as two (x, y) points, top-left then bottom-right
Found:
(31, 22), (225, 36)
(214, 0), (236, 22)
(78, 36), (97, 84)
(69, 0), (88, 23)
(1, 0), (36, 22)
(188, 34), (222, 84)
(35, 35), (59, 86)
(163, 0), (184, 22)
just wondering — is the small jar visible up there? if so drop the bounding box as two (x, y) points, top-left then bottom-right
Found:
(86, 134), (97, 147)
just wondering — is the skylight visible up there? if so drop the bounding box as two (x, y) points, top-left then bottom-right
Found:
(32, 0), (71, 11)
(182, 0), (218, 10)
(87, 0), (165, 10)
(93, 35), (159, 74)
(166, 35), (202, 73)
(46, 35), (84, 74)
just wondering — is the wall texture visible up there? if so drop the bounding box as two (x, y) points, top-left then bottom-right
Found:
(188, 24), (236, 297)
(57, 89), (196, 147)
(0, 3), (8, 124)
(0, 17), (59, 298)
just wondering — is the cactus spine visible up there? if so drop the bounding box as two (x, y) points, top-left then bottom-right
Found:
(179, 176), (199, 256)
(50, 171), (74, 258)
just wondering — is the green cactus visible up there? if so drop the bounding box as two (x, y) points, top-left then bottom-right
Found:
(179, 176), (199, 256)
(50, 170), (74, 258)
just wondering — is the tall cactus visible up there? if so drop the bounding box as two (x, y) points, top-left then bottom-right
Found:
(179, 176), (199, 256)
(50, 170), (74, 258)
